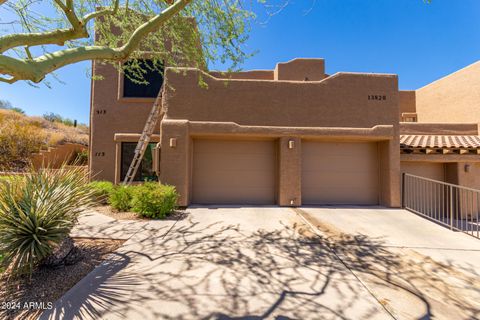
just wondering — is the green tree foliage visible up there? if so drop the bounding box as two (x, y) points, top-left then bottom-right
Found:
(0, 0), (286, 85)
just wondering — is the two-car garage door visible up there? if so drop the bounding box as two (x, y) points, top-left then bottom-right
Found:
(192, 139), (379, 205)
(302, 141), (379, 205)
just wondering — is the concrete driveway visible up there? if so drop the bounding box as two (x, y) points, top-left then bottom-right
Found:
(298, 206), (480, 320)
(41, 207), (393, 320)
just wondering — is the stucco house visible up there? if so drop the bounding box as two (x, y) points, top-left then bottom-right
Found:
(89, 58), (480, 207)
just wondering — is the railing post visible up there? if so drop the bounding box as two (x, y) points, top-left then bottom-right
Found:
(401, 172), (406, 208)
(449, 185), (454, 230)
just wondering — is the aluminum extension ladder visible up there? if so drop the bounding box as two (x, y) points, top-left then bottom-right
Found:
(122, 86), (164, 185)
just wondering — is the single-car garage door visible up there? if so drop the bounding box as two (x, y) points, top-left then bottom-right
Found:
(302, 141), (379, 205)
(192, 139), (276, 204)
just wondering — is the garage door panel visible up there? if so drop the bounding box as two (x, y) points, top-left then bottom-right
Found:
(302, 174), (375, 189)
(194, 154), (273, 169)
(192, 139), (276, 204)
(302, 155), (377, 169)
(193, 187), (274, 205)
(193, 171), (275, 189)
(302, 141), (379, 205)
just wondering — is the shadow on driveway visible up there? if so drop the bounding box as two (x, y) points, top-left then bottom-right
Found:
(41, 209), (480, 320)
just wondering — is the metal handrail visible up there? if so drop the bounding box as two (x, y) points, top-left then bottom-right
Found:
(404, 173), (480, 193)
(402, 173), (480, 239)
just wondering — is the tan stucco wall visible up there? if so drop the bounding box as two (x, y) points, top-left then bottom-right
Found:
(89, 62), (161, 182)
(274, 58), (327, 81)
(32, 143), (86, 169)
(209, 70), (274, 80)
(278, 137), (302, 206)
(456, 162), (480, 191)
(400, 122), (479, 135)
(399, 90), (416, 119)
(163, 68), (398, 128)
(160, 67), (400, 207)
(416, 61), (480, 124)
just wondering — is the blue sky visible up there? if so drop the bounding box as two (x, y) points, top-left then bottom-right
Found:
(0, 0), (479, 124)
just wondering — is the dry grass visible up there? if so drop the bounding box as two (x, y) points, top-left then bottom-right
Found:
(0, 109), (88, 171)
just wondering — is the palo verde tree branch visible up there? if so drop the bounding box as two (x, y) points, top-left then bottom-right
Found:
(0, 0), (122, 53)
(0, 0), (192, 83)
(83, 0), (120, 23)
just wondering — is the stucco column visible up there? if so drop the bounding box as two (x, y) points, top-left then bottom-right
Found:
(114, 142), (121, 184)
(278, 137), (302, 206)
(159, 120), (191, 206)
(379, 137), (401, 207)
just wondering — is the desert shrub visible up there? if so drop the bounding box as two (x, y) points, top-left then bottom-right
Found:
(109, 185), (134, 211)
(43, 112), (80, 127)
(131, 182), (178, 219)
(69, 149), (88, 165)
(89, 181), (114, 205)
(0, 109), (89, 171)
(0, 167), (94, 276)
(0, 111), (47, 171)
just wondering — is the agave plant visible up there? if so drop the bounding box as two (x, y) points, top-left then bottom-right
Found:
(0, 167), (94, 276)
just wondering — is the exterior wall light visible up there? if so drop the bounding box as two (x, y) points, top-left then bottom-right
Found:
(465, 164), (470, 173)
(169, 138), (177, 148)
(288, 140), (295, 149)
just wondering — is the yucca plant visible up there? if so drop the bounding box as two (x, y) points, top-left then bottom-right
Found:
(0, 166), (94, 276)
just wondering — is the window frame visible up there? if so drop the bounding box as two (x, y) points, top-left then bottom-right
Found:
(117, 60), (164, 103)
(120, 142), (157, 182)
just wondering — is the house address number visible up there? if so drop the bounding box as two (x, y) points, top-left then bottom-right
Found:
(94, 152), (105, 157)
(368, 95), (387, 101)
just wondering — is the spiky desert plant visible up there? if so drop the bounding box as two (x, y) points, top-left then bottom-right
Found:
(0, 167), (94, 276)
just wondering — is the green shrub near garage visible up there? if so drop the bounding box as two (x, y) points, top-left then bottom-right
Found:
(89, 180), (114, 204)
(109, 185), (135, 211)
(131, 182), (178, 219)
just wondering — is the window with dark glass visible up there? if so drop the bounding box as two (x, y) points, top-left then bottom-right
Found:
(121, 142), (157, 182)
(123, 60), (164, 98)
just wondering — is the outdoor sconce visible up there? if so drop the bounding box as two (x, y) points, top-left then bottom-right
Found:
(169, 138), (177, 148)
(465, 164), (471, 173)
(288, 140), (295, 149)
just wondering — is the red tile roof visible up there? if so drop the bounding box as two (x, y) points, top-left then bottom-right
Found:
(400, 135), (480, 149)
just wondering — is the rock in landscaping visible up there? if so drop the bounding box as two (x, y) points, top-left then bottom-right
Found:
(42, 236), (82, 267)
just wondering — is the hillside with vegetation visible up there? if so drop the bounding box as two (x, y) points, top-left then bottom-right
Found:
(0, 104), (88, 171)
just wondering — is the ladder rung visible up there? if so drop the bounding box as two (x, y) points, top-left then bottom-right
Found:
(123, 85), (164, 185)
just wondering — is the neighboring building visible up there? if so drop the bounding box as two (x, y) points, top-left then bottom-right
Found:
(399, 61), (480, 195)
(89, 58), (480, 207)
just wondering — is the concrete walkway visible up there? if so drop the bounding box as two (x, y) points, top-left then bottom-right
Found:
(41, 207), (393, 320)
(70, 209), (149, 240)
(298, 206), (480, 320)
